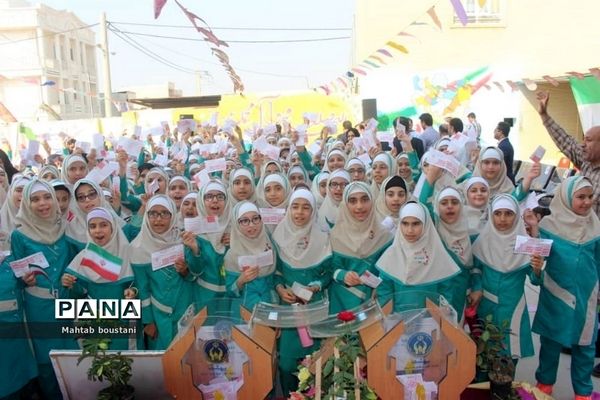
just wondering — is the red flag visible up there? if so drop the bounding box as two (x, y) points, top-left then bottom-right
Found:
(154, 0), (167, 19)
(337, 77), (348, 88)
(351, 68), (367, 76)
(319, 85), (331, 95)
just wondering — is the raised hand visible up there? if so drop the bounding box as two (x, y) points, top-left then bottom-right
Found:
(536, 91), (550, 116)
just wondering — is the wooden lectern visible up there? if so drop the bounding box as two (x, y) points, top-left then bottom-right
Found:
(359, 299), (476, 400)
(161, 307), (277, 399)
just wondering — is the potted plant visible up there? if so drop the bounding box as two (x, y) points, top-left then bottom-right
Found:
(471, 314), (517, 399)
(77, 321), (134, 400)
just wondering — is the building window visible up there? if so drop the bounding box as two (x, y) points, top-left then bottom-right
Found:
(453, 0), (506, 26)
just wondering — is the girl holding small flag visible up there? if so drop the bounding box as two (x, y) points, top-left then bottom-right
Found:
(329, 182), (393, 313)
(12, 179), (77, 399)
(61, 207), (140, 350)
(66, 179), (126, 251)
(129, 195), (199, 350)
(272, 188), (332, 395)
(223, 201), (277, 320)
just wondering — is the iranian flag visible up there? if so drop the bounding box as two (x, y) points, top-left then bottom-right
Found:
(80, 243), (123, 282)
(570, 76), (600, 132)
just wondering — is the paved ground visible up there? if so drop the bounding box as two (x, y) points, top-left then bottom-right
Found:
(514, 280), (600, 399)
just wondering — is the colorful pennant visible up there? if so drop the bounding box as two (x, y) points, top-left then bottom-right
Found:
(450, 0), (468, 26)
(427, 6), (443, 30)
(386, 41), (409, 54)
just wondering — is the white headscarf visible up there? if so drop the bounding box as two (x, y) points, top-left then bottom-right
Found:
(317, 169), (350, 231)
(39, 165), (60, 181)
(66, 179), (123, 244)
(224, 201), (275, 276)
(322, 148), (347, 172)
(60, 154), (88, 187)
(227, 167), (257, 206)
(272, 189), (332, 268)
(370, 152), (397, 199)
(434, 187), (473, 266)
(376, 202), (460, 285)
(472, 194), (530, 272)
(197, 180), (231, 254)
(144, 167), (170, 195)
(65, 207), (134, 284)
(539, 176), (600, 244)
(256, 172), (290, 208)
(15, 179), (65, 244)
(130, 195), (182, 264)
(0, 175), (31, 238)
(473, 146), (515, 196)
(311, 171), (329, 209)
(330, 181), (393, 258)
(463, 177), (490, 236)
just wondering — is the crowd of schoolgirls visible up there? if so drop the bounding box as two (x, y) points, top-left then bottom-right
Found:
(0, 113), (597, 400)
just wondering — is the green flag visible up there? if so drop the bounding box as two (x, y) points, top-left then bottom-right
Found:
(570, 76), (600, 132)
(19, 123), (36, 140)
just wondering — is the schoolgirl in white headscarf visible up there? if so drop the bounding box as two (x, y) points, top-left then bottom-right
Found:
(471, 194), (542, 360)
(129, 195), (199, 350)
(60, 154), (88, 188)
(329, 181), (393, 312)
(533, 177), (600, 397)
(12, 179), (76, 399)
(0, 175), (31, 250)
(66, 179), (124, 251)
(463, 177), (490, 241)
(62, 207), (138, 349)
(375, 201), (460, 312)
(223, 201), (277, 319)
(433, 187), (474, 316)
(310, 171), (329, 209)
(317, 169), (350, 232)
(272, 188), (332, 394)
(227, 167), (257, 206)
(370, 152), (396, 200)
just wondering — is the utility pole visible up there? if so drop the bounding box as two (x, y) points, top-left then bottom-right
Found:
(195, 71), (202, 96)
(100, 12), (113, 117)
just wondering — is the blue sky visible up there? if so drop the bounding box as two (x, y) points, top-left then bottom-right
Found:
(39, 0), (354, 95)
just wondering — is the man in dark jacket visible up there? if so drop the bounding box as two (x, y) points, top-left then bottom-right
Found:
(495, 121), (515, 184)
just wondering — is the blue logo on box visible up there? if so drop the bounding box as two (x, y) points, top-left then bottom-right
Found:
(407, 332), (433, 357)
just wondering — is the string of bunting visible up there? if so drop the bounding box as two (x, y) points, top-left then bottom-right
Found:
(154, 0), (245, 93)
(315, 0), (600, 98)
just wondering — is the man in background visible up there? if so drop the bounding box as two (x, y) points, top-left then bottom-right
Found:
(466, 112), (482, 142)
(494, 121), (515, 184)
(418, 112), (439, 150)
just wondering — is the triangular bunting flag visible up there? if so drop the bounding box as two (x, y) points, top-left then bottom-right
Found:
(427, 6), (443, 30)
(542, 75), (560, 87)
(377, 48), (393, 57)
(386, 41), (409, 54)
